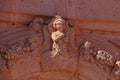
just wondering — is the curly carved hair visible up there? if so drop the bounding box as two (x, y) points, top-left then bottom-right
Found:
(48, 15), (69, 34)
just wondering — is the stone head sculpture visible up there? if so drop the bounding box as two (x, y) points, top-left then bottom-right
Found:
(116, 61), (120, 68)
(48, 15), (69, 34)
(30, 17), (44, 32)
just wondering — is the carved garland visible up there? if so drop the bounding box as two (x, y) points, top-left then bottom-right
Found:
(0, 15), (119, 80)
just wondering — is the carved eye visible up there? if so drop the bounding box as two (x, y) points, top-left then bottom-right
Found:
(101, 52), (105, 56)
(97, 50), (106, 56)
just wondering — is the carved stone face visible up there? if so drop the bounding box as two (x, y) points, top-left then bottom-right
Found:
(33, 17), (44, 25)
(53, 19), (67, 32)
(84, 41), (92, 50)
(116, 61), (120, 68)
(96, 50), (113, 64)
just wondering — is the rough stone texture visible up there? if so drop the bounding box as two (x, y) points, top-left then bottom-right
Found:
(0, 0), (120, 80)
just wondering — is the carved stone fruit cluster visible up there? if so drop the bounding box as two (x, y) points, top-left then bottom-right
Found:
(5, 43), (25, 60)
(82, 41), (114, 73)
(95, 50), (114, 67)
(0, 37), (38, 61)
(0, 55), (7, 71)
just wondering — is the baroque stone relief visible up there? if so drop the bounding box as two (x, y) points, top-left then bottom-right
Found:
(48, 15), (77, 58)
(109, 60), (120, 80)
(0, 17), (51, 70)
(80, 41), (114, 73)
(0, 15), (119, 80)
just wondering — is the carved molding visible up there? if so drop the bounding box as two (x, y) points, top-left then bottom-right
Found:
(0, 15), (119, 80)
